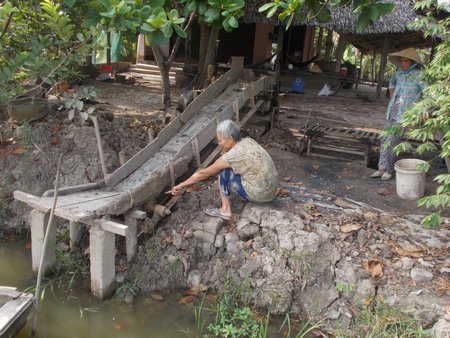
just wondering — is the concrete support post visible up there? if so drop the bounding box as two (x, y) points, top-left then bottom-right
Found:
(69, 220), (82, 251)
(124, 214), (138, 262)
(30, 210), (55, 275)
(136, 34), (145, 63)
(90, 226), (115, 299)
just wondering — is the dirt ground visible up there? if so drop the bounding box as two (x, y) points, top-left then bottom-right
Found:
(1, 77), (449, 335)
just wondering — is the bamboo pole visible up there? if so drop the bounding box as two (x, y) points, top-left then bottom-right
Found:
(91, 116), (108, 179)
(31, 154), (62, 336)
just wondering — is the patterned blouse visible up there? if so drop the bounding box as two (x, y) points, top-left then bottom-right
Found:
(387, 64), (424, 122)
(221, 138), (280, 203)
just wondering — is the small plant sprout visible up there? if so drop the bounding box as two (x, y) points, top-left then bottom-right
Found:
(61, 86), (99, 121)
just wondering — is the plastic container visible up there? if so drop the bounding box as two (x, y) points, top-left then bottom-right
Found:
(6, 97), (49, 122)
(394, 159), (427, 200)
(291, 78), (305, 93)
(340, 67), (348, 76)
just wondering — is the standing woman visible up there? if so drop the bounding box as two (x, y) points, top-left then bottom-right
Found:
(371, 48), (425, 180)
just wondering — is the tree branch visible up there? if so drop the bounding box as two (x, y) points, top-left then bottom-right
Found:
(0, 12), (14, 43)
(167, 12), (196, 67)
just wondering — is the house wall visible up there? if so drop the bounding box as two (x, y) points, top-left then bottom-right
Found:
(252, 24), (274, 64)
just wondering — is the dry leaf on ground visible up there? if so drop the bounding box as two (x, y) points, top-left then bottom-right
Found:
(377, 187), (391, 196)
(276, 188), (290, 197)
(363, 211), (379, 221)
(391, 241), (425, 258)
(113, 322), (125, 331)
(345, 185), (354, 191)
(179, 295), (195, 304)
(243, 239), (253, 250)
(340, 223), (363, 233)
(282, 176), (293, 182)
(150, 293), (164, 301)
(334, 197), (357, 209)
(363, 259), (384, 279)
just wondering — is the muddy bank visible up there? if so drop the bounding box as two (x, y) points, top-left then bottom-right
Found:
(0, 82), (168, 229)
(1, 80), (448, 336)
(127, 184), (449, 336)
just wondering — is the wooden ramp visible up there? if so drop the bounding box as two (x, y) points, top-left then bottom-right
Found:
(13, 57), (275, 298)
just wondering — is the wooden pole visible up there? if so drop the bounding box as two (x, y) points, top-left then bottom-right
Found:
(275, 25), (285, 82)
(334, 34), (346, 74)
(316, 28), (324, 57)
(429, 41), (436, 63)
(324, 29), (333, 60)
(376, 35), (390, 99)
(91, 116), (108, 179)
(371, 49), (376, 85)
(31, 155), (62, 336)
(355, 51), (363, 90)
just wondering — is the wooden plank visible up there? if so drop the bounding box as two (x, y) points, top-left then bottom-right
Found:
(311, 144), (367, 156)
(95, 156), (189, 216)
(100, 219), (128, 236)
(239, 100), (264, 127)
(129, 210), (147, 219)
(181, 66), (243, 123)
(202, 146), (222, 168)
(105, 117), (182, 187)
(310, 153), (366, 163)
(42, 181), (105, 197)
(53, 194), (123, 222)
(13, 191), (51, 213)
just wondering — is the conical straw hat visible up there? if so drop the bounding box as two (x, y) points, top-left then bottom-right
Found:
(389, 48), (422, 65)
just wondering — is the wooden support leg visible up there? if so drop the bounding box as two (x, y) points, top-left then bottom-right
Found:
(69, 220), (82, 251)
(90, 226), (115, 299)
(30, 210), (55, 275)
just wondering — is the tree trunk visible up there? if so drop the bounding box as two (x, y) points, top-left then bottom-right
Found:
(198, 27), (219, 87)
(152, 46), (171, 120)
(198, 24), (210, 76)
(106, 32), (111, 65)
(324, 29), (333, 60)
(437, 133), (450, 173)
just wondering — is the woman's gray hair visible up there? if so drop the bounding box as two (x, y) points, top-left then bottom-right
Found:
(216, 119), (241, 141)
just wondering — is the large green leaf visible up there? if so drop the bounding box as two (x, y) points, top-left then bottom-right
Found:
(64, 0), (76, 7)
(161, 24), (173, 38)
(375, 3), (395, 16)
(149, 30), (169, 46)
(355, 12), (370, 32)
(228, 16), (239, 28)
(316, 7), (331, 23)
(173, 24), (187, 38)
(204, 7), (220, 22)
(366, 5), (379, 20)
(149, 0), (165, 8)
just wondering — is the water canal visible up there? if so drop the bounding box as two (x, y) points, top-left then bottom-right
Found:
(0, 240), (202, 338)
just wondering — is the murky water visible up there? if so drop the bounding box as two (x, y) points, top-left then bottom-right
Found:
(0, 241), (202, 338)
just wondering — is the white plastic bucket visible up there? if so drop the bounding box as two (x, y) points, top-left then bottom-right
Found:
(394, 159), (427, 200)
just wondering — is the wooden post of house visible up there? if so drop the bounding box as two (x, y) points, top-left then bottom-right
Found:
(316, 28), (324, 57)
(275, 25), (285, 82)
(334, 34), (346, 74)
(429, 41), (436, 63)
(355, 51), (363, 90)
(371, 49), (376, 85)
(324, 30), (333, 60)
(376, 35), (390, 98)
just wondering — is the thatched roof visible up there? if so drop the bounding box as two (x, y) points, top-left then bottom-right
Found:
(243, 0), (436, 52)
(243, 1), (419, 33)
